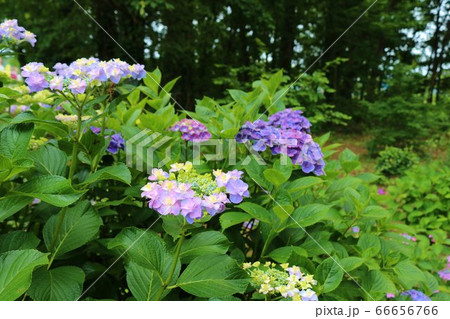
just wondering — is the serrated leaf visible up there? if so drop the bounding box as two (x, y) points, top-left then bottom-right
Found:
(394, 260), (426, 289)
(29, 144), (67, 176)
(357, 234), (381, 259)
(220, 212), (251, 230)
(177, 254), (248, 298)
(0, 123), (34, 159)
(268, 246), (308, 263)
(0, 231), (40, 254)
(315, 258), (344, 293)
(0, 249), (49, 301)
(362, 205), (390, 219)
(0, 196), (32, 222)
(43, 201), (102, 258)
(237, 202), (272, 224)
(28, 266), (85, 301)
(286, 204), (330, 228)
(180, 231), (230, 263)
(11, 175), (85, 207)
(81, 163), (131, 185)
(126, 262), (164, 301)
(286, 176), (323, 193)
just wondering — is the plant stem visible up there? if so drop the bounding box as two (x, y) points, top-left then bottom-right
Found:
(68, 107), (83, 181)
(154, 234), (185, 300)
(48, 106), (83, 270)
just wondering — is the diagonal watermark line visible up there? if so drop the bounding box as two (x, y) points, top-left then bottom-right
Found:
(250, 177), (376, 301)
(256, 0), (378, 121)
(72, 0), (188, 113)
(76, 216), (162, 300)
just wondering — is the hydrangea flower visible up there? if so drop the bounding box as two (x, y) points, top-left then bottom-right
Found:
(236, 109), (325, 175)
(401, 289), (431, 301)
(386, 293), (396, 299)
(244, 262), (318, 301)
(140, 163), (249, 224)
(9, 104), (30, 114)
(438, 255), (450, 281)
(352, 226), (360, 233)
(0, 19), (36, 46)
(90, 127), (125, 154)
(169, 119), (211, 142)
(377, 187), (387, 195)
(55, 114), (91, 125)
(21, 57), (146, 94)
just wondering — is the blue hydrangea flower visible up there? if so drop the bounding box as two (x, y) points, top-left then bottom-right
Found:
(236, 109), (325, 175)
(401, 290), (431, 301)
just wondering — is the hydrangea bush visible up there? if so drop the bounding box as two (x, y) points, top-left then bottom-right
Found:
(0, 19), (448, 301)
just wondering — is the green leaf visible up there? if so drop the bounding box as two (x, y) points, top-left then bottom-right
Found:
(177, 254), (248, 298)
(81, 163), (131, 185)
(0, 231), (40, 254)
(0, 249), (48, 301)
(126, 262), (164, 301)
(362, 205), (390, 219)
(268, 246), (308, 263)
(0, 196), (32, 222)
(327, 176), (361, 193)
(339, 149), (360, 173)
(43, 201), (102, 258)
(340, 257), (363, 272)
(357, 234), (381, 259)
(394, 260), (426, 289)
(108, 227), (179, 284)
(11, 175), (86, 207)
(362, 270), (396, 297)
(0, 123), (34, 159)
(28, 266), (85, 301)
(29, 144), (67, 176)
(237, 202), (272, 224)
(286, 204), (331, 228)
(180, 231), (230, 263)
(263, 168), (286, 187)
(220, 212), (251, 230)
(286, 176), (323, 193)
(315, 258), (344, 293)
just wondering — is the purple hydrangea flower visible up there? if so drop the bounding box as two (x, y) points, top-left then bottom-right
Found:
(0, 19), (36, 46)
(236, 109), (325, 175)
(68, 78), (87, 94)
(377, 187), (387, 195)
(386, 293), (396, 299)
(438, 269), (450, 281)
(90, 127), (125, 154)
(401, 290), (431, 301)
(21, 58), (146, 94)
(352, 226), (360, 233)
(141, 166), (249, 224)
(107, 133), (125, 154)
(25, 73), (49, 92)
(170, 119), (212, 142)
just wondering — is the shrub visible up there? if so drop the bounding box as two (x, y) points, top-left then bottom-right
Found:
(376, 146), (419, 177)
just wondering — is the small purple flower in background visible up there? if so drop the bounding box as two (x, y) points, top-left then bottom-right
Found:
(438, 269), (450, 281)
(352, 226), (360, 233)
(0, 19), (36, 46)
(9, 104), (30, 114)
(401, 289), (431, 301)
(90, 127), (125, 154)
(169, 119), (212, 142)
(386, 293), (395, 299)
(377, 187), (387, 195)
(236, 109), (325, 176)
(107, 133), (125, 154)
(401, 233), (416, 244)
(438, 255), (450, 281)
(32, 198), (41, 205)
